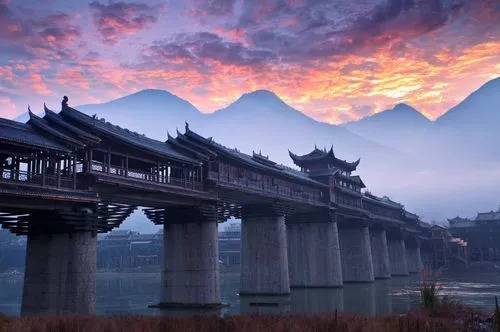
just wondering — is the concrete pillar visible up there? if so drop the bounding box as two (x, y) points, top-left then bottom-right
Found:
(287, 212), (342, 287)
(160, 206), (220, 307)
(338, 222), (374, 282)
(240, 205), (289, 295)
(387, 237), (409, 276)
(22, 231), (97, 315)
(369, 227), (391, 279)
(406, 244), (423, 274)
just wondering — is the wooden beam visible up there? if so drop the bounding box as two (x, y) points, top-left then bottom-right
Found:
(72, 155), (77, 189)
(107, 148), (111, 173)
(125, 154), (129, 177)
(41, 157), (46, 186)
(56, 158), (61, 188)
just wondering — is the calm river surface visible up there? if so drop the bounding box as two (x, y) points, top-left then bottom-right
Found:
(1, 270), (499, 316)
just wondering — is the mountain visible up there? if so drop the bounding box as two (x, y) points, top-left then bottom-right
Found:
(60, 88), (406, 194)
(343, 103), (431, 153)
(192, 90), (404, 178)
(10, 80), (500, 223)
(77, 89), (203, 140)
(436, 77), (500, 127)
(429, 77), (500, 163)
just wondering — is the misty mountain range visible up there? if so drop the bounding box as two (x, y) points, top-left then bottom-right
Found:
(18, 77), (500, 227)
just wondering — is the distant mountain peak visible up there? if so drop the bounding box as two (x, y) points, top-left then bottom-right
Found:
(119, 88), (177, 100)
(237, 89), (284, 105)
(346, 103), (429, 127)
(244, 89), (279, 98)
(392, 103), (417, 112)
(436, 76), (500, 125)
(214, 89), (304, 118)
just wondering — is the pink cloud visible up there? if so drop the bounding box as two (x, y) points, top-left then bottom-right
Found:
(89, 1), (162, 44)
(0, 97), (18, 118)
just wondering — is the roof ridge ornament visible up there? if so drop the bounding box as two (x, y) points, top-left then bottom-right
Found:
(62, 96), (69, 109)
(185, 122), (190, 133)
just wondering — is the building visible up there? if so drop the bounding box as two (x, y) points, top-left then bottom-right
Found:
(429, 225), (468, 267)
(97, 226), (243, 270)
(0, 229), (26, 272)
(219, 223), (241, 266)
(97, 229), (162, 270)
(449, 208), (500, 262)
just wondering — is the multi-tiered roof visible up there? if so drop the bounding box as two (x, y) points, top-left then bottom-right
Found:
(289, 147), (360, 173)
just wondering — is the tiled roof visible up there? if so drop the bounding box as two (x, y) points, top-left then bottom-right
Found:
(178, 128), (328, 188)
(289, 147), (360, 171)
(60, 105), (200, 165)
(0, 117), (70, 153)
(363, 193), (403, 210)
(44, 106), (101, 144)
(475, 211), (500, 221)
(28, 110), (85, 147)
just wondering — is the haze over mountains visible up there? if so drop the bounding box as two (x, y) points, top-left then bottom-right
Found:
(19, 77), (500, 226)
(344, 78), (500, 164)
(343, 103), (432, 154)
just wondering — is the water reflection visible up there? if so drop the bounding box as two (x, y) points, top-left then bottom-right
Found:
(240, 295), (291, 315)
(389, 276), (419, 314)
(290, 288), (343, 314)
(0, 276), (22, 315)
(343, 283), (376, 316)
(374, 279), (392, 315)
(0, 271), (498, 317)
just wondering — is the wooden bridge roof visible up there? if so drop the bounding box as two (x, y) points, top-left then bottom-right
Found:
(171, 125), (328, 188)
(363, 193), (403, 210)
(0, 117), (71, 153)
(47, 104), (202, 165)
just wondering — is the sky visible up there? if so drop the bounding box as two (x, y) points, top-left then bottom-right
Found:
(0, 0), (499, 123)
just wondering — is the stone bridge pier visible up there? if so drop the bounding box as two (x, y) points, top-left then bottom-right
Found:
(286, 210), (343, 288)
(369, 226), (391, 279)
(405, 236), (423, 274)
(157, 206), (220, 307)
(240, 204), (290, 295)
(338, 217), (374, 283)
(21, 210), (97, 315)
(387, 228), (409, 276)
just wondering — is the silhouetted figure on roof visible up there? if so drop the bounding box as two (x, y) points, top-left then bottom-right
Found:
(62, 96), (69, 109)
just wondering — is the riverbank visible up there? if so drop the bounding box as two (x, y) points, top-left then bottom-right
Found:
(0, 303), (494, 332)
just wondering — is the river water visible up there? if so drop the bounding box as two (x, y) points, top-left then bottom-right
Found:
(1, 270), (499, 316)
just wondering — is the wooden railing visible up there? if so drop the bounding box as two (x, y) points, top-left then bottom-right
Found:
(90, 161), (203, 191)
(0, 169), (75, 189)
(207, 171), (323, 204)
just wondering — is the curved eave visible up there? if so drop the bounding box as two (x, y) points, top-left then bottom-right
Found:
(175, 131), (218, 158)
(61, 105), (200, 165)
(28, 109), (86, 148)
(167, 133), (211, 161)
(0, 136), (71, 154)
(289, 149), (360, 171)
(44, 105), (101, 144)
(362, 195), (403, 211)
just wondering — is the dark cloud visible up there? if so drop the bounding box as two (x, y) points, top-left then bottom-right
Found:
(142, 32), (275, 70)
(189, 0), (236, 16)
(237, 0), (472, 62)
(0, 2), (81, 61)
(89, 1), (162, 44)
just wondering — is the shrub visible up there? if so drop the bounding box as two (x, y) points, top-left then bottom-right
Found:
(494, 296), (500, 332)
(419, 267), (442, 311)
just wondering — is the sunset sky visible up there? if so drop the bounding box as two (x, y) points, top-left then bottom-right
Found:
(0, 0), (499, 123)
